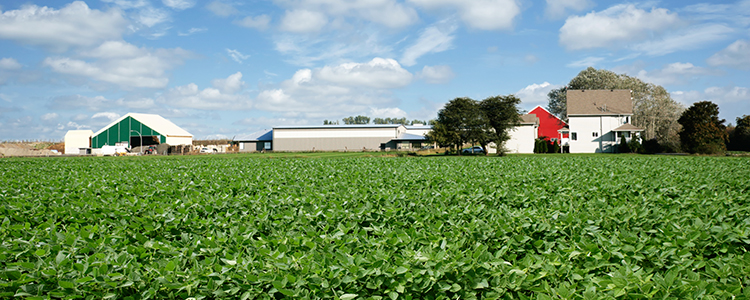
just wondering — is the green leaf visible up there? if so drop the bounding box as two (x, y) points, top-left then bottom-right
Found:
(59, 281), (75, 289)
(340, 293), (358, 300)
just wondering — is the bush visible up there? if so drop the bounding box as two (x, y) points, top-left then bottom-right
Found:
(618, 136), (631, 153)
(548, 140), (560, 153)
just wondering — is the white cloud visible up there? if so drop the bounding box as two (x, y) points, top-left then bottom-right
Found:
(417, 65), (455, 84)
(162, 0), (196, 10)
(178, 27), (207, 36)
(43, 41), (192, 89)
(316, 58), (413, 89)
(211, 72), (245, 94)
(226, 49), (250, 64)
(49, 94), (157, 111)
(566, 56), (605, 68)
(708, 40), (750, 70)
(516, 82), (561, 105)
(401, 21), (457, 66)
(408, 0), (521, 30)
(0, 1), (127, 51)
(280, 9), (328, 33)
(625, 62), (717, 86)
(135, 6), (171, 27)
(369, 107), (408, 118)
(254, 58), (413, 118)
(631, 24), (734, 56)
(92, 112), (121, 121)
(545, 0), (593, 19)
(559, 4), (680, 51)
(273, 30), (395, 66)
(206, 1), (237, 17)
(0, 58), (21, 70)
(672, 86), (749, 108)
(160, 72), (251, 110)
(40, 112), (59, 121)
(274, 0), (418, 29)
(100, 0), (148, 9)
(235, 15), (271, 30)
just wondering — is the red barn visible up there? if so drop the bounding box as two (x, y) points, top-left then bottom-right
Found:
(529, 106), (568, 141)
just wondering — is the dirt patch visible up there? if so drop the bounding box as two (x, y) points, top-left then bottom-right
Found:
(0, 142), (62, 157)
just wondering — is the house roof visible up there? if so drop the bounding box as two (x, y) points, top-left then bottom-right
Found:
(612, 123), (645, 132)
(519, 114), (539, 125)
(234, 129), (273, 142)
(567, 89), (633, 116)
(529, 105), (567, 124)
(93, 113), (193, 137)
(274, 124), (403, 130)
(393, 133), (428, 141)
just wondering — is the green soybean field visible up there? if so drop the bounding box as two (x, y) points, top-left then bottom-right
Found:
(1, 156), (749, 299)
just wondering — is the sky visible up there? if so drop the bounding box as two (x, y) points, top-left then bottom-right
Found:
(0, 0), (748, 141)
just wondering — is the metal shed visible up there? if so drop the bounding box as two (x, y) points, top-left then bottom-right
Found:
(91, 113), (193, 148)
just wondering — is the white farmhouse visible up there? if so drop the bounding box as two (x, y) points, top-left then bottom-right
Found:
(502, 114), (539, 154)
(567, 89), (644, 153)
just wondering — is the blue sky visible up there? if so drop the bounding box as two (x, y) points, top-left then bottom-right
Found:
(0, 0), (748, 140)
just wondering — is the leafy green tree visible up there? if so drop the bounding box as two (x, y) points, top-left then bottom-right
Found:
(547, 67), (683, 151)
(323, 119), (339, 125)
(728, 115), (750, 151)
(426, 97), (487, 154)
(342, 115), (371, 125)
(480, 95), (522, 154)
(678, 101), (727, 154)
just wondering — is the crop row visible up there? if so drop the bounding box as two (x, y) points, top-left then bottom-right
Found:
(1, 156), (749, 299)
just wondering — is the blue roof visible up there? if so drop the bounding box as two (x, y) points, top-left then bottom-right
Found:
(234, 129), (273, 141)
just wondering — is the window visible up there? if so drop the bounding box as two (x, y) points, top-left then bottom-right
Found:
(592, 132), (599, 138)
(617, 132), (630, 138)
(571, 132), (577, 141)
(264, 142), (271, 150)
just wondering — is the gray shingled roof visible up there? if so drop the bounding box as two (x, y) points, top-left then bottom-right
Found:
(519, 114), (539, 125)
(567, 89), (633, 116)
(613, 123), (644, 132)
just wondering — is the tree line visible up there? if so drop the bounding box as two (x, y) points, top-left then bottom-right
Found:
(323, 116), (430, 125)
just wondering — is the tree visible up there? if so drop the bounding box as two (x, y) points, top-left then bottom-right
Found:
(323, 120), (339, 125)
(678, 101), (727, 154)
(342, 115), (370, 125)
(480, 95), (522, 153)
(729, 115), (750, 151)
(547, 67), (684, 151)
(427, 96), (521, 155)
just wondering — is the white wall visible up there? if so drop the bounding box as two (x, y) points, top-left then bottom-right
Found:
(166, 136), (192, 146)
(568, 115), (627, 153)
(274, 127), (401, 139)
(504, 124), (537, 153)
(64, 130), (92, 154)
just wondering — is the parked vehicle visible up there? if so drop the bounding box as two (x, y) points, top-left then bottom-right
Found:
(461, 146), (485, 154)
(200, 147), (217, 153)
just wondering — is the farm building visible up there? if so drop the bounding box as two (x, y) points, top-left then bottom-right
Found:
(64, 130), (93, 154)
(271, 124), (431, 152)
(234, 129), (273, 152)
(566, 89), (644, 153)
(529, 106), (569, 144)
(90, 113), (193, 148)
(502, 114), (539, 154)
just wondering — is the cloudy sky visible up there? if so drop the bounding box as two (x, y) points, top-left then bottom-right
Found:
(0, 0), (748, 140)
